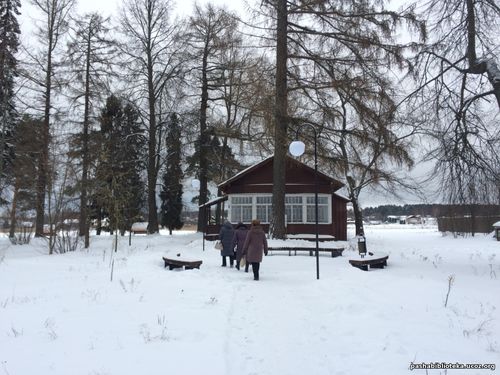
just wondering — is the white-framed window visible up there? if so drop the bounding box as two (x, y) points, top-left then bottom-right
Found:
(306, 196), (329, 223)
(285, 196), (303, 223)
(228, 194), (331, 224)
(256, 196), (272, 223)
(230, 196), (253, 223)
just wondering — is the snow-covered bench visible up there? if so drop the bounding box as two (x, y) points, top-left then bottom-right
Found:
(131, 222), (148, 234)
(268, 246), (344, 258)
(349, 252), (388, 271)
(162, 255), (202, 270)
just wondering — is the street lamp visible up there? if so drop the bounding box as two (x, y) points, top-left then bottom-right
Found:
(289, 124), (320, 280)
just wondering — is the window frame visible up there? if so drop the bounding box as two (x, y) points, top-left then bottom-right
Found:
(227, 193), (332, 225)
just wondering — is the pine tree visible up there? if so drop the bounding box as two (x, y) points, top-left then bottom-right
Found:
(91, 95), (146, 235)
(160, 113), (184, 235)
(8, 115), (42, 237)
(119, 102), (146, 233)
(186, 127), (244, 185)
(0, 0), (21, 195)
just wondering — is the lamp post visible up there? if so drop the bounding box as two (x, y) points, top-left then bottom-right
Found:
(289, 124), (320, 280)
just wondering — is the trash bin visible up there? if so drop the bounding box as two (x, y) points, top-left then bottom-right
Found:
(357, 235), (367, 257)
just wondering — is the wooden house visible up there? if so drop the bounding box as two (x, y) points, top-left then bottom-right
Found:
(405, 215), (423, 225)
(200, 155), (348, 240)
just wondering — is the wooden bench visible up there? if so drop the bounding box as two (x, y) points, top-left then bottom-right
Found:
(268, 247), (344, 258)
(349, 252), (388, 271)
(162, 256), (203, 270)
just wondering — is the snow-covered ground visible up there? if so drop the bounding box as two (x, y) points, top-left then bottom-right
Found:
(0, 225), (498, 375)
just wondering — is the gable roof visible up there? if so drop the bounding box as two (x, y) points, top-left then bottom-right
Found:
(218, 155), (344, 192)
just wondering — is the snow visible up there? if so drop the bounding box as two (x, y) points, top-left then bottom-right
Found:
(131, 222), (148, 231)
(0, 225), (499, 375)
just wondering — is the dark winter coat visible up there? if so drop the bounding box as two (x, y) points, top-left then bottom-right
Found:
(233, 226), (249, 262)
(219, 221), (235, 256)
(242, 225), (268, 263)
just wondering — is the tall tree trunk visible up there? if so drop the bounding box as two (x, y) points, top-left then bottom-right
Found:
(146, 46), (159, 234)
(271, 0), (288, 239)
(35, 32), (53, 237)
(350, 190), (365, 237)
(79, 27), (92, 248)
(197, 43), (210, 232)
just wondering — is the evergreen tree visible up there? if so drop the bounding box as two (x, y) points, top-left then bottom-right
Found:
(186, 127), (244, 185)
(118, 102), (146, 233)
(91, 95), (146, 235)
(160, 113), (184, 235)
(0, 0), (21, 195)
(8, 115), (42, 237)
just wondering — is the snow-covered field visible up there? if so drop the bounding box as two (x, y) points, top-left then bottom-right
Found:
(0, 225), (498, 375)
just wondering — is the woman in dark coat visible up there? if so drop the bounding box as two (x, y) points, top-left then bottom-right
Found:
(242, 219), (268, 280)
(219, 221), (235, 267)
(232, 222), (249, 270)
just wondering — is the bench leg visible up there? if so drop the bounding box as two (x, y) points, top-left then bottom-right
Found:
(352, 264), (369, 271)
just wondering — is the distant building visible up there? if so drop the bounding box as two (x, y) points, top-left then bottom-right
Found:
(386, 215), (399, 224)
(405, 215), (423, 225)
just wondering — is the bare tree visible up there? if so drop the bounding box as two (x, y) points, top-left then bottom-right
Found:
(258, 0), (424, 238)
(67, 12), (117, 248)
(409, 0), (500, 205)
(186, 3), (241, 231)
(119, 0), (182, 234)
(327, 82), (417, 236)
(22, 0), (76, 237)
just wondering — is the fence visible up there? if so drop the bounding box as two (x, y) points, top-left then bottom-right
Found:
(437, 215), (500, 234)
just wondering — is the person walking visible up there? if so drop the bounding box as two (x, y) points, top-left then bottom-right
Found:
(242, 219), (268, 280)
(232, 222), (249, 270)
(219, 221), (235, 267)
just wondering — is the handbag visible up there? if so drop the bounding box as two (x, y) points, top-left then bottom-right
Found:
(214, 241), (223, 250)
(240, 256), (246, 267)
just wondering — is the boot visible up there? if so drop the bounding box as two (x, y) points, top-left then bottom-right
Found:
(252, 263), (260, 280)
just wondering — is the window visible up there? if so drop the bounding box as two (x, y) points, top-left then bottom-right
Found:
(228, 194), (331, 224)
(285, 196), (303, 223)
(306, 196), (329, 223)
(230, 196), (253, 223)
(256, 196), (272, 223)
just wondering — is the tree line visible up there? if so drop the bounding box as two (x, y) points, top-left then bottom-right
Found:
(362, 204), (500, 221)
(0, 0), (498, 247)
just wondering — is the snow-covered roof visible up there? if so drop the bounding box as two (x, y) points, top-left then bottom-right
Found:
(199, 195), (228, 208)
(493, 221), (500, 228)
